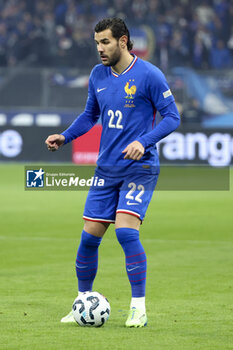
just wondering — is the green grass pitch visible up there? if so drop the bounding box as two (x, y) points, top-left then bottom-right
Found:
(0, 164), (233, 350)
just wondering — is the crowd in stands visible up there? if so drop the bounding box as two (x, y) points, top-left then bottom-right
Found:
(0, 0), (232, 69)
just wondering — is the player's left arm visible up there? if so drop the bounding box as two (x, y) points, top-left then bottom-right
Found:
(122, 102), (180, 160)
(123, 67), (180, 160)
(135, 101), (180, 151)
(122, 140), (145, 160)
(136, 67), (180, 155)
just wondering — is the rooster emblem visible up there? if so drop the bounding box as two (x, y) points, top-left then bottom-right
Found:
(124, 80), (137, 99)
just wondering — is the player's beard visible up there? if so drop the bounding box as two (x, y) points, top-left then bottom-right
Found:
(101, 44), (121, 67)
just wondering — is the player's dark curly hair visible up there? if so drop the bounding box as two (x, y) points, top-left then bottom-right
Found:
(94, 18), (133, 51)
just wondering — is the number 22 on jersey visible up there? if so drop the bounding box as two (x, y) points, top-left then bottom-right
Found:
(108, 110), (123, 129)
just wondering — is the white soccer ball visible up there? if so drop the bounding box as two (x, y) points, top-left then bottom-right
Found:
(72, 291), (110, 327)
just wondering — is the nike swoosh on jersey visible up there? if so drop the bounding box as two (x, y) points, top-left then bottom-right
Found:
(126, 200), (139, 205)
(97, 87), (107, 93)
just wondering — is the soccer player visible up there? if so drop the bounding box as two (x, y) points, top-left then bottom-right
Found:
(45, 17), (180, 327)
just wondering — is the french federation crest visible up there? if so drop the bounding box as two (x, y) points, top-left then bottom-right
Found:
(124, 80), (137, 99)
(124, 80), (136, 108)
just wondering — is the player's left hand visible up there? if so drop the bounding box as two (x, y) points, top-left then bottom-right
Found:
(122, 141), (145, 160)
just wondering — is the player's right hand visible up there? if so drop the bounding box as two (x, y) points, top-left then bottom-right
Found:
(45, 134), (65, 151)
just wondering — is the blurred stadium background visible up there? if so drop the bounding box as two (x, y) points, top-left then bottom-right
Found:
(0, 0), (233, 165)
(0, 2), (233, 349)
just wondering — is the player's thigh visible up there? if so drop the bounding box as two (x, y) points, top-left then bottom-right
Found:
(116, 172), (159, 222)
(84, 220), (110, 237)
(115, 213), (141, 230)
(83, 175), (119, 224)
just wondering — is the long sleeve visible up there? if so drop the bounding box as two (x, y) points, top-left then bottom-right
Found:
(61, 72), (100, 144)
(136, 101), (180, 149)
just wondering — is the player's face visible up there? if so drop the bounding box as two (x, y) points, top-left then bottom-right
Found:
(94, 29), (121, 67)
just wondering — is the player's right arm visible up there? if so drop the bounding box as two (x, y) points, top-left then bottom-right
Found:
(45, 134), (65, 151)
(45, 70), (100, 151)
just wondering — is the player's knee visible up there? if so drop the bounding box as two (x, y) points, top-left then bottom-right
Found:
(83, 220), (109, 237)
(81, 230), (102, 247)
(115, 227), (139, 245)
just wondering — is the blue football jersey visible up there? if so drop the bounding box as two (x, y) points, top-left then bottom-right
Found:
(89, 55), (174, 175)
(62, 55), (179, 176)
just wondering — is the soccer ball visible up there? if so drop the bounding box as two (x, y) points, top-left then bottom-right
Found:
(72, 291), (110, 327)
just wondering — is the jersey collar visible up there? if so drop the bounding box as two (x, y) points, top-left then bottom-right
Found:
(111, 54), (138, 77)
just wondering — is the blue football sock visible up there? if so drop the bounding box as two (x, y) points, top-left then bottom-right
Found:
(76, 230), (102, 292)
(115, 228), (147, 298)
